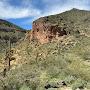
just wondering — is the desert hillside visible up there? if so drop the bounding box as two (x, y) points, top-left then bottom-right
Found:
(0, 9), (90, 90)
(0, 19), (26, 52)
(29, 8), (90, 44)
(0, 19), (26, 73)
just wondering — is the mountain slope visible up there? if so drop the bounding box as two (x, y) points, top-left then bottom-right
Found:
(0, 19), (23, 30)
(0, 19), (26, 71)
(0, 19), (26, 52)
(31, 8), (90, 44)
(0, 9), (90, 90)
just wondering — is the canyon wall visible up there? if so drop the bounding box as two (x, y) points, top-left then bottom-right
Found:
(30, 18), (67, 44)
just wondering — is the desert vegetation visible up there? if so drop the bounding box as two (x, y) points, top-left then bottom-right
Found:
(0, 9), (90, 90)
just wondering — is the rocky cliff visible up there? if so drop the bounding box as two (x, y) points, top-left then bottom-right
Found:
(29, 8), (90, 44)
(32, 18), (67, 44)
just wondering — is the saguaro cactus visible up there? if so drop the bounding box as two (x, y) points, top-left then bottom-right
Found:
(3, 37), (13, 77)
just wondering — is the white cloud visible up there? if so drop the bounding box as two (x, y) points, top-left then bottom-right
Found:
(30, 0), (90, 21)
(0, 0), (41, 19)
(1, 0), (90, 22)
(42, 0), (90, 15)
(22, 0), (90, 25)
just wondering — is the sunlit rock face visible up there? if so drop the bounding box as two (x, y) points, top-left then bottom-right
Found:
(31, 18), (67, 44)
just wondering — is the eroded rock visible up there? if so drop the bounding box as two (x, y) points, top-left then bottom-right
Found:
(30, 18), (67, 44)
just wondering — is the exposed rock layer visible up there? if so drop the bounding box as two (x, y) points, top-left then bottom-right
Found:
(28, 9), (90, 44)
(31, 18), (67, 44)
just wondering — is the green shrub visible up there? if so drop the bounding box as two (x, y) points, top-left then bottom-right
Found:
(19, 84), (31, 90)
(64, 75), (76, 85)
(72, 79), (87, 90)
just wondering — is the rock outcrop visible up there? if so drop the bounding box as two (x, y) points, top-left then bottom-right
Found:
(27, 9), (90, 44)
(30, 18), (67, 44)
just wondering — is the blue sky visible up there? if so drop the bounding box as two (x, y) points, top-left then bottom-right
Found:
(0, 0), (90, 30)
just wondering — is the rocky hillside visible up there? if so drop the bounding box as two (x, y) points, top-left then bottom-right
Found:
(29, 8), (90, 44)
(0, 19), (26, 71)
(0, 19), (26, 52)
(0, 9), (90, 90)
(0, 19), (23, 30)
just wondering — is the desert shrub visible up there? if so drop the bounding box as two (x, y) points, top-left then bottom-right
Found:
(3, 35), (9, 41)
(67, 59), (90, 81)
(19, 84), (31, 90)
(34, 52), (68, 79)
(64, 75), (76, 85)
(86, 82), (90, 89)
(10, 36), (18, 44)
(82, 52), (90, 61)
(72, 79), (87, 90)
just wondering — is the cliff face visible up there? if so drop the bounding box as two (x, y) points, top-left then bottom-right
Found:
(32, 18), (67, 44)
(29, 9), (90, 44)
